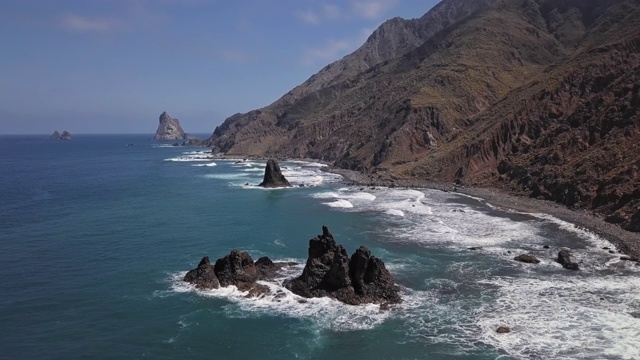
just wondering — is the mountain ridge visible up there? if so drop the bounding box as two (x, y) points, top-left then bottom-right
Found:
(203, 0), (640, 232)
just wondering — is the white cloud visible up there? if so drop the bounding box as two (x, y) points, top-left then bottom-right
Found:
(350, 0), (398, 19)
(58, 14), (123, 33)
(321, 3), (343, 20)
(295, 0), (397, 25)
(295, 9), (321, 25)
(302, 39), (351, 66)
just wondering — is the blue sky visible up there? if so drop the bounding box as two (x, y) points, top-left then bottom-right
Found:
(1, 0), (438, 134)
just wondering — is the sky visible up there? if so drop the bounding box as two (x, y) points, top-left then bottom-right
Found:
(1, 0), (439, 135)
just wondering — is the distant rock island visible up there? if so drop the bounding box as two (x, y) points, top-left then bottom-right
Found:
(183, 226), (401, 306)
(50, 130), (71, 140)
(154, 112), (192, 140)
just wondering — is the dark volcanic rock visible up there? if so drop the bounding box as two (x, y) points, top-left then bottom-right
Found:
(183, 256), (220, 289)
(184, 252), (293, 295)
(50, 130), (61, 139)
(496, 326), (511, 334)
(514, 254), (540, 264)
(620, 256), (639, 262)
(213, 250), (260, 290)
(284, 226), (401, 305)
(184, 226), (400, 305)
(258, 159), (291, 188)
(255, 256), (288, 278)
(349, 246), (401, 303)
(557, 249), (579, 270)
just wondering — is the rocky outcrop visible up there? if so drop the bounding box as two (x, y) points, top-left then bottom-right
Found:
(183, 256), (220, 289)
(183, 250), (289, 294)
(284, 226), (401, 305)
(496, 326), (511, 334)
(258, 159), (291, 188)
(184, 226), (401, 305)
(213, 250), (260, 290)
(514, 254), (540, 264)
(154, 112), (188, 140)
(50, 130), (71, 140)
(557, 249), (580, 270)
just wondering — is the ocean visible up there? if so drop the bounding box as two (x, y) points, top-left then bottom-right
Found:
(0, 135), (638, 359)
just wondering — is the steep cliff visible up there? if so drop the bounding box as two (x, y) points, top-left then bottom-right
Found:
(204, 0), (640, 230)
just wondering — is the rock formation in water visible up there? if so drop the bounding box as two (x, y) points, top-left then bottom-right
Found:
(202, 0), (640, 233)
(258, 159), (291, 188)
(514, 254), (540, 264)
(557, 249), (579, 270)
(183, 250), (290, 295)
(183, 256), (220, 289)
(183, 226), (401, 305)
(284, 226), (401, 305)
(154, 112), (189, 140)
(50, 130), (71, 140)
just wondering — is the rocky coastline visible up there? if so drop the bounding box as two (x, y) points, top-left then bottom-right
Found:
(326, 167), (640, 259)
(183, 226), (401, 306)
(200, 153), (639, 259)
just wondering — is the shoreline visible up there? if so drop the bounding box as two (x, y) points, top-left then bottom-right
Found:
(326, 167), (640, 260)
(205, 153), (639, 259)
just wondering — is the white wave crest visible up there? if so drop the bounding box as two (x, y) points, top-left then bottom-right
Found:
(170, 263), (393, 332)
(191, 162), (217, 167)
(323, 199), (354, 208)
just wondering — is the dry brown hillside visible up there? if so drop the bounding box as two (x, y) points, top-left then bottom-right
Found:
(204, 0), (640, 232)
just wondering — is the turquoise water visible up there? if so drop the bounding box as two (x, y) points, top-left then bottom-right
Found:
(1, 135), (638, 359)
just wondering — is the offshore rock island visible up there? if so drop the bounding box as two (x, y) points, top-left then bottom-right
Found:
(50, 130), (71, 140)
(154, 112), (191, 141)
(183, 226), (402, 306)
(201, 0), (640, 240)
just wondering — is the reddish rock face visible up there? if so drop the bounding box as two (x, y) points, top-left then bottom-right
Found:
(202, 0), (640, 233)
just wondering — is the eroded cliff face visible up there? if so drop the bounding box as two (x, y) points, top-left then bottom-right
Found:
(154, 112), (187, 140)
(204, 0), (640, 230)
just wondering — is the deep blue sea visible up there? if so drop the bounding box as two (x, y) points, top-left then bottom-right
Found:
(1, 135), (638, 359)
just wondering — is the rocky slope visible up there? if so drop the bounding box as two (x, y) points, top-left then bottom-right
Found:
(154, 112), (189, 140)
(204, 0), (640, 232)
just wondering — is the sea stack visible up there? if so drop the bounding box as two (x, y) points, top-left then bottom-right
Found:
(284, 226), (402, 305)
(154, 112), (187, 140)
(258, 159), (291, 188)
(183, 225), (401, 305)
(50, 130), (71, 140)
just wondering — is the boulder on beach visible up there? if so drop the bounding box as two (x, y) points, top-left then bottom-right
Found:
(258, 159), (291, 188)
(284, 225), (401, 305)
(514, 254), (540, 264)
(557, 249), (579, 270)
